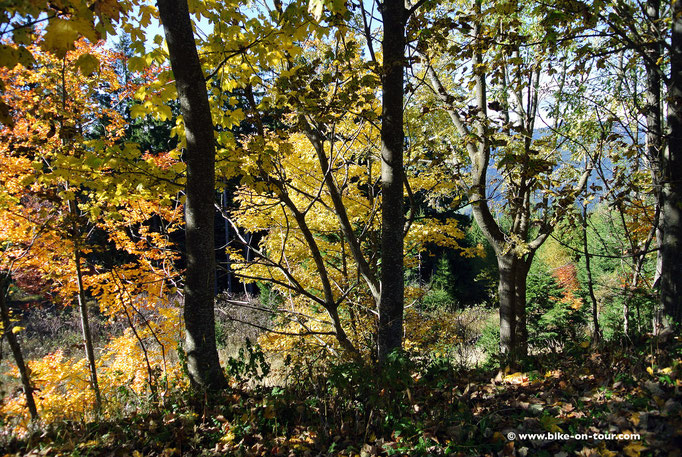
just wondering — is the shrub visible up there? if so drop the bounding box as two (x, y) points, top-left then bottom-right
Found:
(421, 288), (455, 311)
(477, 315), (500, 362)
(526, 262), (575, 351)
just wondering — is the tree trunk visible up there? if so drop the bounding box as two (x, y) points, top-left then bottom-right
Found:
(74, 247), (102, 411)
(497, 255), (517, 359)
(157, 0), (227, 389)
(0, 273), (39, 422)
(660, 0), (682, 327)
(377, 0), (407, 362)
(644, 0), (666, 334)
(498, 254), (535, 362)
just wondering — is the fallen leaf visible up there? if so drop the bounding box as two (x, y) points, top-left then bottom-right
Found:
(623, 442), (647, 457)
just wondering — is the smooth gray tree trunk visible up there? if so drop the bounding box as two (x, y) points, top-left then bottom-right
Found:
(644, 0), (666, 334)
(157, 0), (227, 389)
(645, 0), (663, 289)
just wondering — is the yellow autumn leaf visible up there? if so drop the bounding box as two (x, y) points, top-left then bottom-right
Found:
(503, 372), (527, 384)
(308, 0), (324, 20)
(11, 326), (25, 334)
(221, 430), (236, 443)
(623, 442), (647, 457)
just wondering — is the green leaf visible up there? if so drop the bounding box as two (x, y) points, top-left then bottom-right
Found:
(539, 415), (563, 433)
(0, 44), (19, 68)
(0, 100), (14, 128)
(75, 53), (100, 76)
(42, 19), (80, 58)
(12, 25), (34, 45)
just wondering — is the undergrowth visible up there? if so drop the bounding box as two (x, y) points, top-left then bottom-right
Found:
(2, 335), (681, 457)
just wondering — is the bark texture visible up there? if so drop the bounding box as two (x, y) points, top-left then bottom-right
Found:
(157, 0), (227, 389)
(378, 0), (407, 362)
(661, 0), (682, 327)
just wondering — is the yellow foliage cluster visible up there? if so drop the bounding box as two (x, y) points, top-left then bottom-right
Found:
(3, 352), (95, 425)
(403, 308), (465, 354)
(227, 35), (479, 358)
(0, 36), (186, 430)
(2, 304), (183, 431)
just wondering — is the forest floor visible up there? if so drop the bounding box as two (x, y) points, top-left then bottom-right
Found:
(2, 337), (681, 457)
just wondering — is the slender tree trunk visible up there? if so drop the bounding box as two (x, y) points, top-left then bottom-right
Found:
(157, 0), (227, 389)
(660, 0), (682, 327)
(582, 208), (601, 343)
(0, 274), (39, 421)
(377, 0), (407, 362)
(623, 294), (630, 336)
(74, 247), (102, 411)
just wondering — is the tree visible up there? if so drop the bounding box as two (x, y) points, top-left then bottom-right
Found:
(377, 0), (409, 362)
(0, 0), (134, 128)
(420, 0), (592, 362)
(0, 38), (130, 410)
(661, 0), (682, 326)
(0, 34), (186, 419)
(157, 0), (228, 389)
(576, 0), (677, 330)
